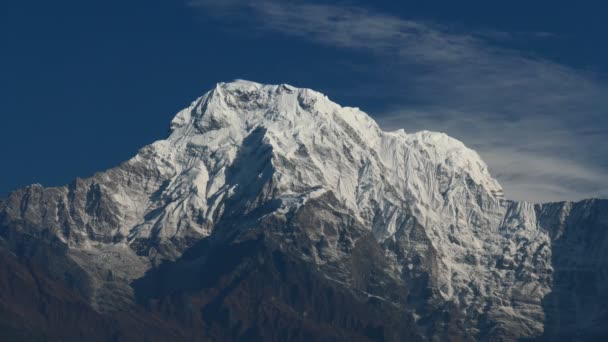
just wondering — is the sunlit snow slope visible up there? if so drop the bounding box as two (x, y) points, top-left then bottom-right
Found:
(1, 81), (607, 341)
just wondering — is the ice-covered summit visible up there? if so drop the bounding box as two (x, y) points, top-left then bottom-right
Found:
(150, 80), (505, 240)
(6, 80), (598, 339)
(116, 81), (529, 321)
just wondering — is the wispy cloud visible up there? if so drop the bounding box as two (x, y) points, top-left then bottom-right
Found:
(187, 0), (608, 202)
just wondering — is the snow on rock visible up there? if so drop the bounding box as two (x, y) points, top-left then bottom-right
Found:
(125, 80), (547, 334)
(0, 80), (569, 338)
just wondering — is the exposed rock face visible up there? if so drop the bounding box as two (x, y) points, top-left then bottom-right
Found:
(537, 200), (608, 341)
(0, 80), (606, 341)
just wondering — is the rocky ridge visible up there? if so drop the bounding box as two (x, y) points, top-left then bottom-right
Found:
(0, 80), (606, 341)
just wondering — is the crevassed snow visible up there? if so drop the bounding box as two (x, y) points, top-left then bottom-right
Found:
(162, 80), (504, 230)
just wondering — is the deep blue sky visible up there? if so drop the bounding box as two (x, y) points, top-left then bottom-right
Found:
(1, 0), (607, 201)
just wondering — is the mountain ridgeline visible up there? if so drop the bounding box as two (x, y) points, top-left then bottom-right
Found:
(0, 81), (606, 341)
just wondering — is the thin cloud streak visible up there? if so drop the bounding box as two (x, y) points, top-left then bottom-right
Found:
(188, 0), (608, 203)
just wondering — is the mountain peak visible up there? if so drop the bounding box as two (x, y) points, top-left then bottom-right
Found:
(4, 81), (506, 248)
(2, 81), (511, 330)
(2, 81), (606, 340)
(169, 80), (502, 206)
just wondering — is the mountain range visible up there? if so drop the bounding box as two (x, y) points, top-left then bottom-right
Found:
(1, 80), (606, 341)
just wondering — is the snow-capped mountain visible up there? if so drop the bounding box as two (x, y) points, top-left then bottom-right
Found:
(1, 80), (606, 341)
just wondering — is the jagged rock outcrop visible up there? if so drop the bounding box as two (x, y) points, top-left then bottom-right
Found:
(0, 80), (606, 341)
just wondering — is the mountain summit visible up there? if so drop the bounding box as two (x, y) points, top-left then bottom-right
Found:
(1, 81), (606, 341)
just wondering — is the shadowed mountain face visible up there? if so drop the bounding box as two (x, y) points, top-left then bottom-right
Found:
(0, 194), (426, 342)
(538, 200), (608, 341)
(0, 81), (607, 341)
